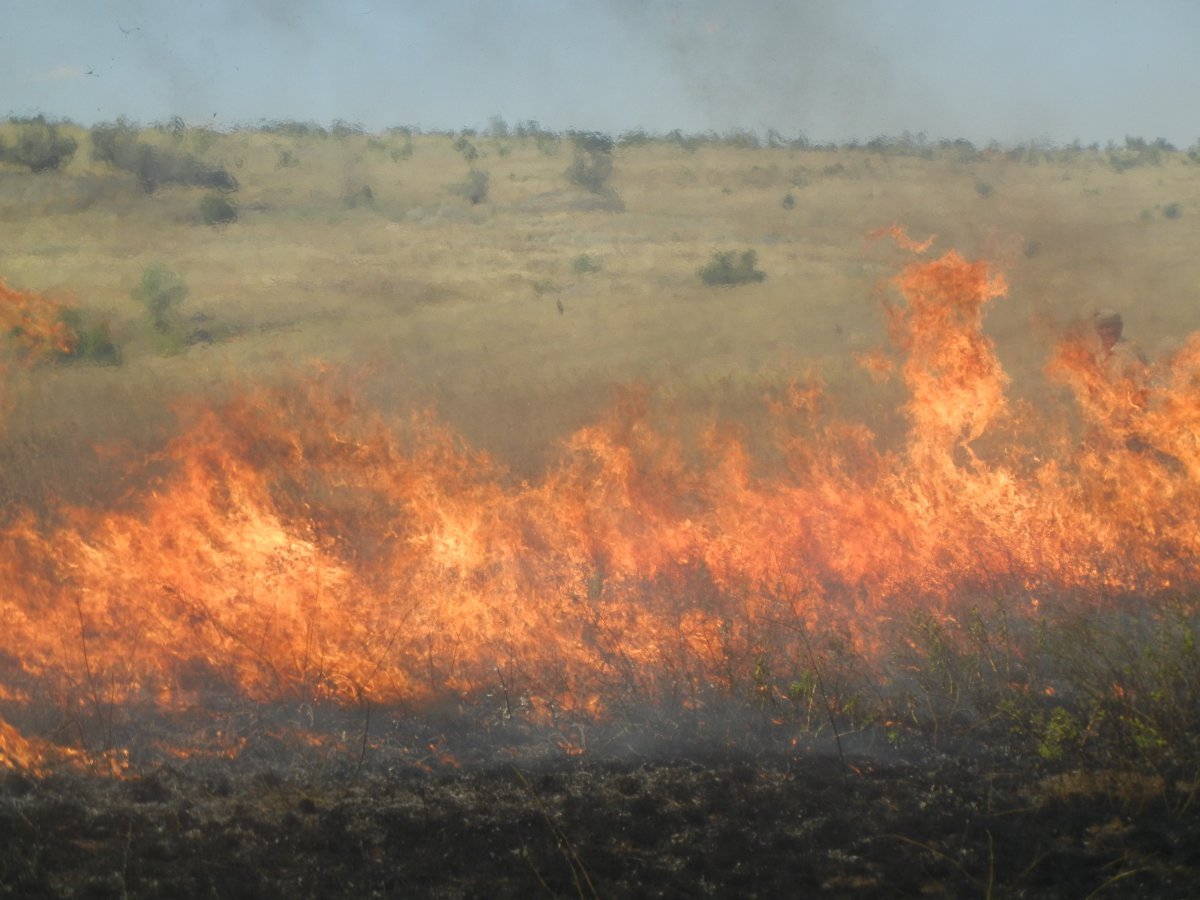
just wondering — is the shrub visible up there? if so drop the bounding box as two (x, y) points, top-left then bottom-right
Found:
(571, 254), (600, 275)
(1109, 136), (1174, 172)
(699, 249), (766, 286)
(565, 131), (614, 193)
(132, 264), (187, 335)
(974, 180), (993, 198)
(0, 115), (78, 172)
(453, 133), (479, 162)
(330, 120), (364, 138)
(451, 168), (489, 205)
(1163, 202), (1183, 219)
(199, 193), (238, 224)
(341, 184), (374, 209)
(781, 193), (796, 210)
(90, 120), (237, 193)
(55, 308), (121, 365)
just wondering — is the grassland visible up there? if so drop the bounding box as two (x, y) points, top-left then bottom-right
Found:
(3, 120), (1200, 897)
(2, 122), (1199, 504)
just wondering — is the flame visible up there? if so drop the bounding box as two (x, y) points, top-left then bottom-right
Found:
(1, 241), (1198, 770)
(0, 278), (76, 418)
(869, 224), (936, 254)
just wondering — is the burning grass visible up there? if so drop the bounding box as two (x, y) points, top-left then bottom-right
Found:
(1, 235), (1199, 893)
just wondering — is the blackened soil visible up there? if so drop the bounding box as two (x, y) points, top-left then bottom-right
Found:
(2, 752), (1198, 899)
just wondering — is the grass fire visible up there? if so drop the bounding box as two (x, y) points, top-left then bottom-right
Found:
(1, 124), (1198, 897)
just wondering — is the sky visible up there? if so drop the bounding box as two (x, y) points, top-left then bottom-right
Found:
(3, 0), (1199, 147)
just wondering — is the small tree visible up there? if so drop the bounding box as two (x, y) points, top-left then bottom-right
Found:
(565, 131), (614, 193)
(0, 116), (77, 172)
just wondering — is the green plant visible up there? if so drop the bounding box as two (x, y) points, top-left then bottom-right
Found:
(0, 115), (78, 172)
(1036, 706), (1080, 761)
(1109, 136), (1174, 172)
(571, 254), (600, 275)
(132, 264), (187, 336)
(199, 193), (238, 225)
(341, 184), (375, 209)
(699, 249), (766, 286)
(453, 133), (479, 162)
(91, 119), (237, 193)
(55, 308), (121, 366)
(1163, 202), (1183, 219)
(974, 180), (993, 198)
(565, 132), (614, 193)
(451, 168), (489, 205)
(781, 192), (795, 210)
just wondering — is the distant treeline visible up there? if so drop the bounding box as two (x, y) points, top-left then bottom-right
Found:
(2, 114), (1197, 171)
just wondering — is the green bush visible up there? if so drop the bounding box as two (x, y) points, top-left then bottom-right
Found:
(453, 133), (479, 162)
(565, 131), (614, 193)
(91, 119), (237, 193)
(55, 308), (121, 366)
(1163, 202), (1183, 219)
(199, 193), (238, 224)
(571, 253), (600, 275)
(132, 264), (187, 335)
(0, 115), (77, 172)
(699, 249), (766, 286)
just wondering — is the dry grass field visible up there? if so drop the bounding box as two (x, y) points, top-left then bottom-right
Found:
(2, 123), (1198, 498)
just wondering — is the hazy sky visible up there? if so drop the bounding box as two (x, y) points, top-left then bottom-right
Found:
(4, 1), (1198, 145)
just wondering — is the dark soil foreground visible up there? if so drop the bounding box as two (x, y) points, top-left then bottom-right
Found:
(3, 745), (1198, 899)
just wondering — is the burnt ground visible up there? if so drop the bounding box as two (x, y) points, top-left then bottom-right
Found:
(2, 723), (1198, 899)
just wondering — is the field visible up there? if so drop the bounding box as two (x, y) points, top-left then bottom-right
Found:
(1, 122), (1200, 896)
(3, 126), (1199, 493)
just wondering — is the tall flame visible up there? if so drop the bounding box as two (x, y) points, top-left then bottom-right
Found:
(1, 242), (1197, 769)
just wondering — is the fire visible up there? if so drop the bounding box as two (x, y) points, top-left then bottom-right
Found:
(1, 238), (1198, 771)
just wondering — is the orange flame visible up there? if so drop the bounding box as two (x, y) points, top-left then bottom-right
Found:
(0, 245), (1197, 769)
(868, 224), (936, 254)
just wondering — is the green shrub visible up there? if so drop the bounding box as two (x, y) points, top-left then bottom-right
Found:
(0, 115), (78, 172)
(565, 131), (614, 193)
(330, 120), (364, 138)
(1163, 202), (1183, 219)
(974, 180), (993, 198)
(1109, 136), (1174, 172)
(453, 133), (479, 162)
(199, 193), (238, 224)
(781, 192), (795, 210)
(699, 249), (766, 286)
(55, 308), (121, 365)
(571, 253), (600, 275)
(91, 119), (237, 193)
(132, 264), (187, 335)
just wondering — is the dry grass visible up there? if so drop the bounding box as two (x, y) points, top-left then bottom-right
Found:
(1, 125), (1199, 496)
